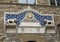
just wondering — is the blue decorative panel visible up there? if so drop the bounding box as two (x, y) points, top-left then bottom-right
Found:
(32, 12), (53, 26)
(6, 11), (53, 26)
(6, 12), (26, 25)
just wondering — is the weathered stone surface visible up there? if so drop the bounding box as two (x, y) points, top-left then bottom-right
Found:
(0, 0), (18, 3)
(7, 34), (46, 42)
(0, 0), (60, 42)
(37, 0), (49, 5)
(0, 0), (49, 5)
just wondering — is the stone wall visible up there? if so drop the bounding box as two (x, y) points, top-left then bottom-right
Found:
(0, 0), (18, 3)
(0, 0), (60, 42)
(6, 34), (46, 42)
(0, 0), (50, 5)
(37, 0), (49, 5)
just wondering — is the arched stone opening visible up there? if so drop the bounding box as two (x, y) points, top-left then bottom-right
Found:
(27, 40), (37, 42)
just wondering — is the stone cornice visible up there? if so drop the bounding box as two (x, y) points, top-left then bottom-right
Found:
(0, 3), (60, 7)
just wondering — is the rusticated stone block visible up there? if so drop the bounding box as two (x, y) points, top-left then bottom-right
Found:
(37, 0), (49, 5)
(0, 0), (18, 3)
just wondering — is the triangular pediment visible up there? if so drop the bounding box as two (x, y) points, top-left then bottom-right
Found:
(18, 6), (41, 14)
(4, 6), (54, 26)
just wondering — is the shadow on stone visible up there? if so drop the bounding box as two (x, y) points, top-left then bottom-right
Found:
(57, 24), (60, 27)
(27, 40), (37, 42)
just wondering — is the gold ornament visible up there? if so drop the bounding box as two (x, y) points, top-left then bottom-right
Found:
(27, 14), (33, 19)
